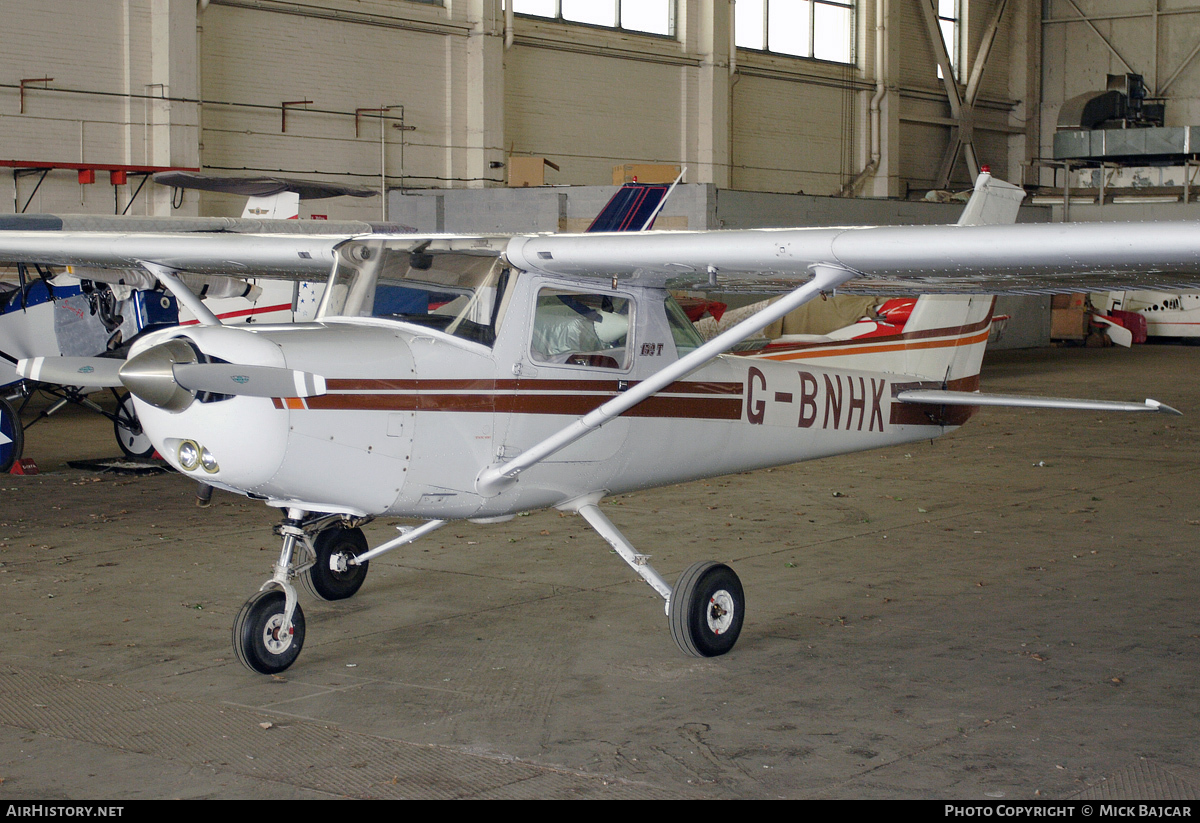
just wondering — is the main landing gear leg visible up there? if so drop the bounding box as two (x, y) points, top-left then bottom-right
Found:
(233, 507), (308, 674)
(564, 494), (745, 658)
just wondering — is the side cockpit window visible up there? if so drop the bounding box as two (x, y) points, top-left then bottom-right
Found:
(531, 289), (631, 369)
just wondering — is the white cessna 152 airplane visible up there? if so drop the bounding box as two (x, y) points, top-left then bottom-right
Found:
(2, 173), (1199, 674)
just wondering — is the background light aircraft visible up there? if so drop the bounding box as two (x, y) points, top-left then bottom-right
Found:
(1098, 289), (1200, 342)
(2, 173), (1198, 675)
(0, 175), (400, 471)
(0, 178), (674, 473)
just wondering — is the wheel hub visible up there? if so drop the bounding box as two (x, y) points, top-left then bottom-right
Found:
(706, 590), (735, 635)
(263, 614), (294, 654)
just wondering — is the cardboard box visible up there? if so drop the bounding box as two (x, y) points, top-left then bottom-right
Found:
(613, 163), (682, 185)
(1051, 307), (1088, 339)
(508, 156), (560, 187)
(1051, 293), (1087, 310)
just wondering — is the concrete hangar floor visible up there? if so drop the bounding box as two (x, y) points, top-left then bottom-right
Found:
(0, 345), (1198, 800)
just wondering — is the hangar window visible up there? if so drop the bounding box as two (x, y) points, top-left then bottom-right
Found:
(509, 0), (675, 37)
(936, 0), (961, 80)
(734, 0), (855, 65)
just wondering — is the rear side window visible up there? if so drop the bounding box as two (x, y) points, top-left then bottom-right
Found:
(531, 289), (632, 369)
(664, 294), (705, 357)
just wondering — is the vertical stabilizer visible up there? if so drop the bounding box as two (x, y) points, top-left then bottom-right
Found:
(898, 294), (996, 384)
(899, 172), (1025, 383)
(956, 171), (1026, 227)
(242, 192), (301, 219)
(586, 183), (671, 232)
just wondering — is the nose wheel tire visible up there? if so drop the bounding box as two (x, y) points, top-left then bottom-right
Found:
(113, 391), (154, 459)
(233, 589), (306, 674)
(669, 561), (744, 658)
(300, 526), (370, 601)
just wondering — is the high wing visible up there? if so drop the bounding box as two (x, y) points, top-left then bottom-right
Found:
(0, 230), (341, 278)
(0, 212), (413, 239)
(504, 222), (1200, 295)
(4, 173), (1200, 294)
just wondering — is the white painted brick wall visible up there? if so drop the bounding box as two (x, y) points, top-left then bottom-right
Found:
(0, 0), (1038, 217)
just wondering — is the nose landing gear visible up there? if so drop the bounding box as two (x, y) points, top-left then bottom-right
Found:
(232, 509), (314, 675)
(233, 589), (306, 674)
(232, 510), (444, 674)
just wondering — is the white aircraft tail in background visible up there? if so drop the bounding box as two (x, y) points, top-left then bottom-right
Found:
(242, 191), (300, 220)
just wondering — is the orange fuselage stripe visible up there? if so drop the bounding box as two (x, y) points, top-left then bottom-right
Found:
(754, 329), (991, 361)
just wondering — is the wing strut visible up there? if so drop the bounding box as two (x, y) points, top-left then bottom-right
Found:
(474, 263), (859, 497)
(139, 260), (222, 327)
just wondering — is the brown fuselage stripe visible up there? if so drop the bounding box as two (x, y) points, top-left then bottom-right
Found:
(300, 378), (746, 419)
(323, 378), (743, 395)
(889, 375), (980, 427)
(281, 376), (983, 428)
(752, 329), (991, 361)
(300, 391), (744, 420)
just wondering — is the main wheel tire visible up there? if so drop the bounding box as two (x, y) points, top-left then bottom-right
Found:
(300, 527), (369, 601)
(0, 396), (22, 474)
(669, 561), (745, 658)
(233, 589), (306, 674)
(112, 392), (154, 458)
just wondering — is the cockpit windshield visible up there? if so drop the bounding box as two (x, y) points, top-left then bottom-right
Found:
(318, 238), (512, 346)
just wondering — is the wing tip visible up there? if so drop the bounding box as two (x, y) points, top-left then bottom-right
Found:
(1147, 399), (1183, 416)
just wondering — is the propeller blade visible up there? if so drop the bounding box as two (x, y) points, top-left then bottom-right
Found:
(172, 363), (326, 398)
(16, 356), (124, 387)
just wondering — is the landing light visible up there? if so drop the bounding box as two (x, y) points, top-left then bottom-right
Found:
(199, 447), (220, 474)
(178, 440), (201, 471)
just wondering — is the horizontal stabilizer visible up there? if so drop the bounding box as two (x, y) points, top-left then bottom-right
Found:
(17, 356), (124, 387)
(172, 363), (326, 398)
(897, 389), (1181, 416)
